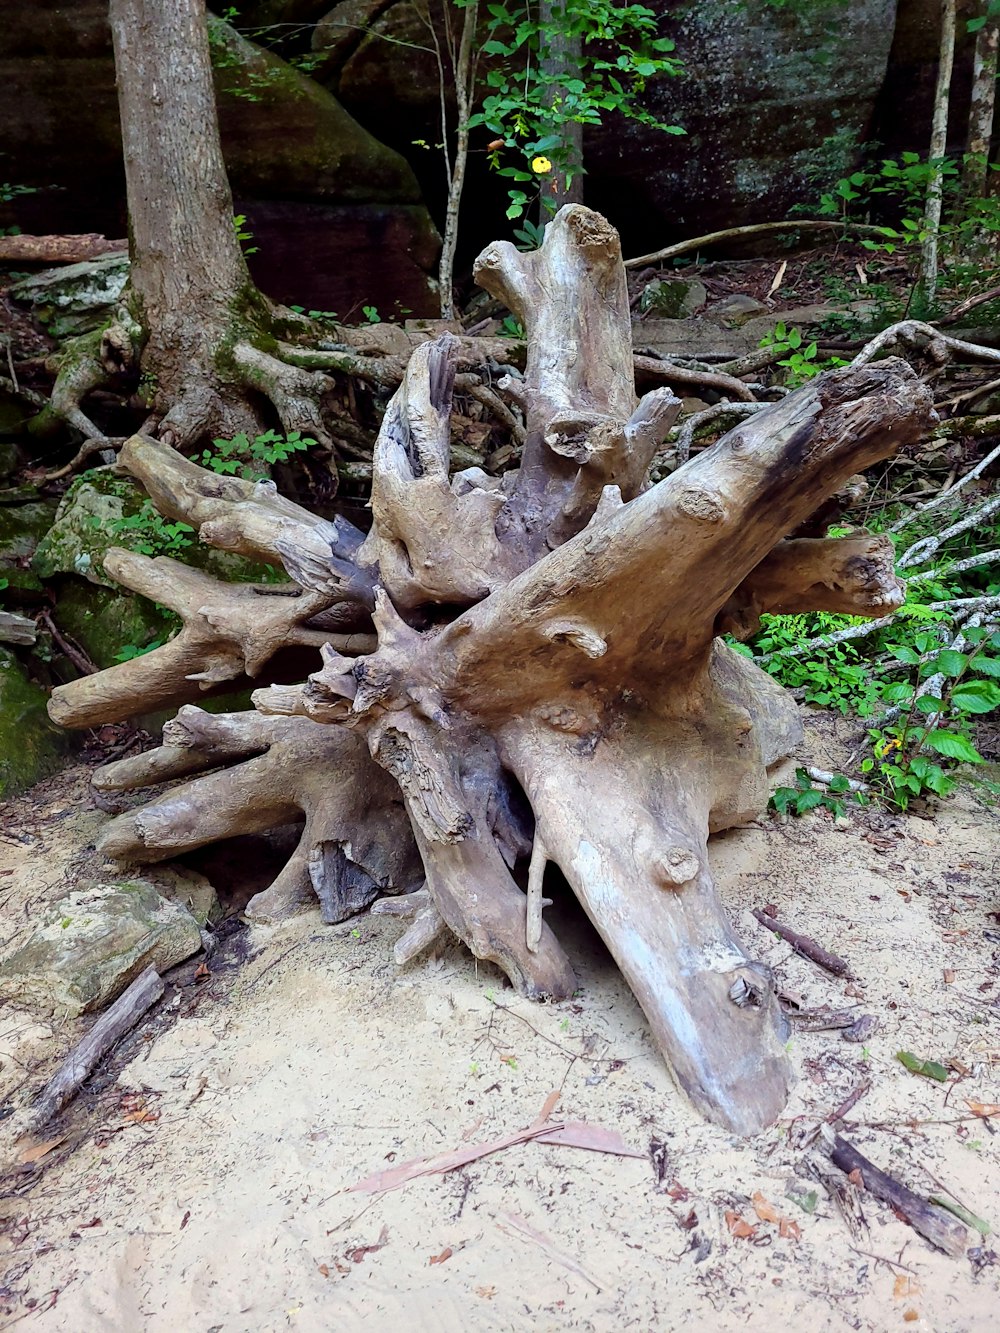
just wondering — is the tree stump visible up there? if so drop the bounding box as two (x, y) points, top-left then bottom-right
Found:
(51, 207), (936, 1134)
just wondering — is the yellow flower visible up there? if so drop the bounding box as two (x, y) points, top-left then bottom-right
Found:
(531, 155), (552, 174)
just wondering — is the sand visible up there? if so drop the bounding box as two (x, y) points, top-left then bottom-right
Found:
(1, 717), (998, 1332)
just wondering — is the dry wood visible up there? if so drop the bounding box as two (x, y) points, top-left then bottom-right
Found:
(29, 966), (163, 1128)
(753, 909), (853, 978)
(0, 234), (127, 264)
(825, 1130), (969, 1257)
(0, 611), (37, 646)
(624, 220), (893, 270)
(56, 206), (940, 1136)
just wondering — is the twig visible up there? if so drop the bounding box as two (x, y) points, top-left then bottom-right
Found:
(43, 435), (127, 482)
(633, 353), (757, 403)
(753, 908), (852, 977)
(898, 490), (1000, 569)
(823, 1129), (968, 1257)
(906, 549), (1000, 585)
(27, 966), (164, 1128)
(35, 609), (98, 676)
(852, 318), (1000, 369)
(672, 402), (764, 465)
(938, 283), (1000, 325)
(756, 595), (1000, 661)
(888, 439), (1000, 533)
(805, 766), (869, 794)
(623, 220), (892, 270)
(827, 1082), (871, 1125)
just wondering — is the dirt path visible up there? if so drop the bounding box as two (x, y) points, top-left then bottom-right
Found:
(1, 721), (998, 1332)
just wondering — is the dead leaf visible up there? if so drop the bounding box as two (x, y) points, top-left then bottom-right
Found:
(903, 1310), (919, 1323)
(724, 1210), (757, 1240)
(943, 969), (956, 984)
(751, 1192), (781, 1224)
(767, 260), (787, 298)
(124, 1106), (160, 1124)
(535, 1121), (645, 1157)
(194, 961), (210, 981)
(848, 1168), (864, 1188)
(476, 1285), (497, 1299)
(16, 1135), (66, 1164)
(318, 1263), (330, 1278)
(778, 1218), (801, 1241)
(497, 1211), (602, 1291)
(679, 1208), (698, 1231)
(894, 1275), (921, 1300)
(346, 1224), (389, 1263)
(966, 1099), (1000, 1118)
(666, 1182), (690, 1202)
(429, 1247), (453, 1265)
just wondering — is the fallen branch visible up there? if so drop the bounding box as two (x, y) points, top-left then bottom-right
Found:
(888, 439), (1000, 534)
(757, 595), (1000, 661)
(671, 401), (764, 465)
(624, 220), (891, 270)
(824, 1128), (969, 1257)
(0, 611), (37, 646)
(937, 283), (1000, 325)
(633, 353), (757, 403)
(27, 966), (163, 1129)
(752, 908), (852, 977)
(898, 491), (1000, 570)
(851, 319), (1000, 369)
(0, 233), (127, 264)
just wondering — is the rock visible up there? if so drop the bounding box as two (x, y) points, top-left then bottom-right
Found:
(712, 294), (770, 323)
(0, 494), (56, 595)
(0, 879), (203, 1018)
(9, 255), (129, 339)
(679, 397), (712, 416)
(0, 648), (70, 797)
(0, 6), (439, 317)
(48, 578), (175, 672)
(634, 317), (758, 361)
(143, 866), (222, 929)
(639, 277), (707, 318)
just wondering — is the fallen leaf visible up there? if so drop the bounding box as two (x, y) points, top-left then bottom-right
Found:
(848, 1168), (864, 1187)
(79, 1217), (103, 1229)
(194, 961), (210, 981)
(535, 1121), (645, 1157)
(897, 1050), (949, 1082)
(679, 1208), (698, 1231)
(476, 1285), (497, 1299)
(894, 1274), (920, 1300)
(751, 1192), (781, 1224)
(124, 1106), (160, 1124)
(966, 1099), (1000, 1118)
(778, 1218), (801, 1241)
(767, 260), (787, 298)
(724, 1210), (757, 1240)
(903, 1311), (919, 1323)
(318, 1263), (330, 1278)
(943, 969), (956, 984)
(429, 1247), (452, 1265)
(346, 1224), (389, 1264)
(666, 1182), (690, 1202)
(16, 1135), (66, 1164)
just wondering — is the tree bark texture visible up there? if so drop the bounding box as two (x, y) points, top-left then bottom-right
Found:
(51, 207), (938, 1135)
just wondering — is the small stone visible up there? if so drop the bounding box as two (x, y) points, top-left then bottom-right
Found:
(713, 294), (768, 324)
(0, 879), (203, 1017)
(143, 866), (222, 928)
(639, 277), (708, 319)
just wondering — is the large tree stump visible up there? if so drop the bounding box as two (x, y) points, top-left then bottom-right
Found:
(50, 207), (936, 1134)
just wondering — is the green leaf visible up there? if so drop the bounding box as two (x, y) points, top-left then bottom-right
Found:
(897, 1050), (949, 1082)
(951, 680), (1000, 713)
(924, 730), (984, 763)
(795, 788), (825, 812)
(890, 645), (921, 665)
(913, 693), (944, 715)
(882, 682), (914, 704)
(929, 1195), (992, 1236)
(974, 656), (1000, 678)
(931, 649), (968, 677)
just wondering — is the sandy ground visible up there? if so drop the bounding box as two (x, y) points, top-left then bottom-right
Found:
(0, 718), (998, 1333)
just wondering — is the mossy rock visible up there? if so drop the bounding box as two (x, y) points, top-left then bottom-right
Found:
(33, 469), (281, 589)
(0, 648), (71, 797)
(0, 495), (58, 595)
(639, 278), (708, 319)
(0, 878), (202, 1017)
(50, 577), (175, 671)
(8, 255), (130, 339)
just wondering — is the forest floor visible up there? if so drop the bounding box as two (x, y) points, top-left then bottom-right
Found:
(0, 715), (998, 1332)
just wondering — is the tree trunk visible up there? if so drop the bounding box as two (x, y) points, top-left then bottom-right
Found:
(921, 0), (957, 303)
(964, 3), (998, 202)
(49, 206), (937, 1135)
(538, 2), (585, 207)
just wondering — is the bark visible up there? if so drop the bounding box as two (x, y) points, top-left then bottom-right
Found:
(0, 235), (126, 264)
(435, 0), (479, 321)
(51, 206), (939, 1135)
(964, 4), (999, 201)
(538, 1), (585, 207)
(922, 0), (957, 303)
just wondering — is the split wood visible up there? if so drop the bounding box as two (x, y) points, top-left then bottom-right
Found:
(49, 206), (938, 1135)
(27, 966), (163, 1129)
(753, 908), (853, 977)
(823, 1128), (969, 1257)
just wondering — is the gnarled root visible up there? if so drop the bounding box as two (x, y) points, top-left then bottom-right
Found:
(94, 706), (422, 922)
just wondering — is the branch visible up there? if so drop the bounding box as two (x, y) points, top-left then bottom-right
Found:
(624, 220), (894, 270)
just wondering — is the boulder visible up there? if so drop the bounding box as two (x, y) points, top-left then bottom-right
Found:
(9, 255), (129, 339)
(0, 493), (57, 596)
(0, 5), (439, 315)
(0, 648), (71, 797)
(0, 879), (203, 1017)
(638, 276), (707, 318)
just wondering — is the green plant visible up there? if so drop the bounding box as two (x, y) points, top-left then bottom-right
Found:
(771, 767), (858, 818)
(198, 428), (316, 481)
(361, 304), (381, 324)
(862, 627), (999, 809)
(499, 313), (526, 338)
(114, 638), (166, 663)
(232, 213), (259, 256)
(469, 0), (684, 221)
(103, 501), (195, 557)
(758, 323), (849, 387)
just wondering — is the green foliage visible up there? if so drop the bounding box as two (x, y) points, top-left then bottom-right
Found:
(758, 322), (849, 386)
(102, 502), (195, 557)
(198, 429), (317, 481)
(361, 305), (381, 324)
(114, 638), (166, 664)
(233, 214), (259, 256)
(771, 767), (858, 818)
(499, 313), (526, 338)
(465, 0), (683, 221)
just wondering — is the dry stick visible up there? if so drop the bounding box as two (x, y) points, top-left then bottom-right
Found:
(0, 611), (37, 646)
(28, 966), (164, 1129)
(906, 549), (1000, 585)
(35, 609), (98, 676)
(525, 834), (550, 954)
(939, 283), (1000, 325)
(888, 439), (1000, 534)
(632, 353), (757, 403)
(824, 1129), (968, 1257)
(826, 1082), (872, 1125)
(898, 490), (1000, 569)
(752, 909), (852, 978)
(756, 595), (1000, 661)
(623, 220), (892, 270)
(851, 318), (1000, 369)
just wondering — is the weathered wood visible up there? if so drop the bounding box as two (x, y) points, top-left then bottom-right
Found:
(826, 1131), (969, 1257)
(0, 234), (127, 264)
(29, 966), (163, 1128)
(752, 908), (853, 978)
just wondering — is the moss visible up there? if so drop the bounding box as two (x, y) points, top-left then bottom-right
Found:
(0, 648), (71, 797)
(0, 495), (58, 594)
(52, 577), (176, 670)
